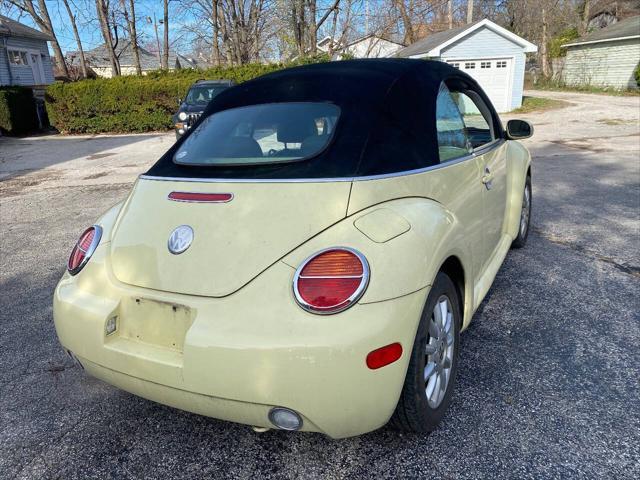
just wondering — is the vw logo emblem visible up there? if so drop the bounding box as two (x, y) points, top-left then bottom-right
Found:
(168, 225), (194, 254)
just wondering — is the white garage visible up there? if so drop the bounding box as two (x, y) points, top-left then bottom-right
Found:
(396, 19), (538, 112)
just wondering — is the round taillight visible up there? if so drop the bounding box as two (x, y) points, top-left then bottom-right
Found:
(67, 225), (102, 275)
(293, 247), (369, 314)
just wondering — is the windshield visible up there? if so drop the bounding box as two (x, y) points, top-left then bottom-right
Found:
(173, 103), (340, 166)
(185, 85), (228, 105)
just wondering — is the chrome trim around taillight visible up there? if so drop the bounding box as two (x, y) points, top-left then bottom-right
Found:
(292, 247), (370, 315)
(68, 225), (103, 276)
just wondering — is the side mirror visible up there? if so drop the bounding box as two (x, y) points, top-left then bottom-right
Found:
(506, 119), (533, 140)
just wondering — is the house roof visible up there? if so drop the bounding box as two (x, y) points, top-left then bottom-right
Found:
(396, 18), (537, 58)
(0, 14), (54, 41)
(563, 15), (640, 47)
(67, 41), (197, 70)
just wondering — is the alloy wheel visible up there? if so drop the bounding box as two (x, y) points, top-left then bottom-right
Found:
(424, 295), (455, 409)
(520, 184), (531, 238)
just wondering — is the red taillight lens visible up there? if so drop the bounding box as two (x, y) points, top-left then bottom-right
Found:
(294, 248), (369, 314)
(67, 226), (102, 275)
(366, 343), (403, 369)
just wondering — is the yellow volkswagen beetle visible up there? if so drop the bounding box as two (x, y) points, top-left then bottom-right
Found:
(54, 59), (533, 438)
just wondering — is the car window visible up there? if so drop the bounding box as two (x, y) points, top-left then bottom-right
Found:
(450, 91), (495, 149)
(173, 103), (340, 166)
(185, 85), (228, 105)
(436, 83), (471, 163)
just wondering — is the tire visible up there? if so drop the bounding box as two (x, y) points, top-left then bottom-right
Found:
(390, 272), (461, 433)
(511, 175), (531, 249)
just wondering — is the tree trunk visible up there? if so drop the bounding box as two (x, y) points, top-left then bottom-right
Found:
(16, 0), (69, 77)
(95, 0), (120, 76)
(163, 0), (169, 69)
(307, 0), (317, 54)
(122, 0), (142, 75)
(36, 0), (68, 77)
(212, 0), (221, 66)
(582, 0), (591, 34)
(541, 7), (550, 78)
(61, 0), (87, 78)
(466, 0), (474, 24)
(397, 0), (414, 44)
(448, 0), (453, 29)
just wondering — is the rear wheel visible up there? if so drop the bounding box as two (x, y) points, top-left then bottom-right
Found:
(511, 175), (531, 249)
(390, 272), (461, 433)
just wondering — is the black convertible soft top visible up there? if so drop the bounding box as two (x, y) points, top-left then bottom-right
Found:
(146, 59), (501, 180)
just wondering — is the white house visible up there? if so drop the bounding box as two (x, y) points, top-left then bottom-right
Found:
(396, 19), (538, 112)
(562, 16), (640, 90)
(0, 15), (55, 89)
(318, 34), (404, 59)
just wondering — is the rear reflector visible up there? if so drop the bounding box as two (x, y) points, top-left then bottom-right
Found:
(366, 343), (403, 370)
(168, 192), (233, 203)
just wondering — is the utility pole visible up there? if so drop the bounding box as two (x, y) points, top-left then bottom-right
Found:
(148, 14), (162, 69)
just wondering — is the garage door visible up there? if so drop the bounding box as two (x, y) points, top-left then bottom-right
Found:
(447, 58), (513, 112)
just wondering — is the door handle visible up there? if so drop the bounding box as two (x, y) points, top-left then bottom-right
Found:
(482, 167), (494, 190)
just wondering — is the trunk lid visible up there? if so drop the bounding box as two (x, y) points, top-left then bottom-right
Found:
(109, 177), (351, 297)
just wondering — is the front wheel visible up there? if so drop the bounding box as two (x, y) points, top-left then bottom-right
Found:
(390, 272), (461, 433)
(511, 175), (531, 249)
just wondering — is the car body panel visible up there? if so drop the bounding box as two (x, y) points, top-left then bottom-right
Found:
(109, 178), (351, 297)
(54, 239), (428, 438)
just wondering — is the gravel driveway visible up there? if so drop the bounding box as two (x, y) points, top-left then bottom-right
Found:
(1, 90), (639, 479)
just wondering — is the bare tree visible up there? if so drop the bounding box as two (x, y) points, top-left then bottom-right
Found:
(211, 0), (221, 65)
(95, 0), (120, 76)
(466, 0), (473, 23)
(448, 0), (453, 28)
(162, 0), (169, 69)
(61, 0), (87, 78)
(120, 0), (141, 74)
(6, 0), (69, 77)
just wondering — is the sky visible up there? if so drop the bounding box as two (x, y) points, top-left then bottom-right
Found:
(1, 0), (366, 56)
(1, 0), (196, 55)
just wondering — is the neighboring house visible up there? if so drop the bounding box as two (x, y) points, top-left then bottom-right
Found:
(396, 19), (538, 112)
(341, 34), (404, 59)
(68, 41), (198, 78)
(317, 34), (404, 59)
(0, 14), (55, 93)
(562, 16), (640, 90)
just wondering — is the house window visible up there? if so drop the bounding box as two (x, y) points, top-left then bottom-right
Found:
(464, 62), (476, 69)
(480, 61), (491, 69)
(8, 50), (28, 65)
(496, 61), (507, 68)
(450, 62), (460, 69)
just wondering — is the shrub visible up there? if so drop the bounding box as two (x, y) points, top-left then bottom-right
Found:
(634, 63), (640, 88)
(0, 87), (39, 135)
(548, 27), (580, 59)
(46, 56), (330, 134)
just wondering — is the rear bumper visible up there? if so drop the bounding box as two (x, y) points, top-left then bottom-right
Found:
(53, 246), (427, 438)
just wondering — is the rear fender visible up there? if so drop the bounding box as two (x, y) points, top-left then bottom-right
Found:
(281, 197), (474, 327)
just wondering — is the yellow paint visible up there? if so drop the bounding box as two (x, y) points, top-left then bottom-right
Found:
(353, 208), (411, 243)
(54, 137), (531, 438)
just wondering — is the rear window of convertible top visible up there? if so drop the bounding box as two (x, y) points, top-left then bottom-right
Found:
(173, 103), (340, 166)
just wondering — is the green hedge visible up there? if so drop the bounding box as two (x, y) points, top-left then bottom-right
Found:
(0, 87), (39, 134)
(46, 56), (329, 134)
